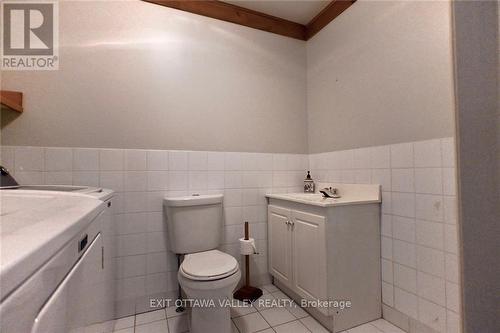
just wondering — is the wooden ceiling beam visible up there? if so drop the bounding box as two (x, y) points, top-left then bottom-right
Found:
(305, 0), (356, 40)
(144, 0), (307, 40)
(143, 0), (356, 41)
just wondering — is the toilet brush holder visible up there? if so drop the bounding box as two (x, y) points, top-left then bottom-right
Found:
(233, 222), (263, 302)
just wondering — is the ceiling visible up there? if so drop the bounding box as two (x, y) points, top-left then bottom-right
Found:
(224, 0), (331, 25)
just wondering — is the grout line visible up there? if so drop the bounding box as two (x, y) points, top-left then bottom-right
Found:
(260, 291), (312, 333)
(231, 318), (242, 333)
(368, 322), (385, 333)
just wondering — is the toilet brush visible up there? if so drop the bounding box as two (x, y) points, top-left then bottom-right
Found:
(233, 222), (263, 302)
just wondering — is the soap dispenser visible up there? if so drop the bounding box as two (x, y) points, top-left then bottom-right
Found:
(304, 171), (315, 193)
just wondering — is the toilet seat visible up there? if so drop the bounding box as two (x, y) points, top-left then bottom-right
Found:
(180, 250), (238, 281)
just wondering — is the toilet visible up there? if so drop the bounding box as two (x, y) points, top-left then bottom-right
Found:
(164, 194), (241, 333)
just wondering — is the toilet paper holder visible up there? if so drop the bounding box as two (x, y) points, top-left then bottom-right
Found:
(233, 221), (263, 302)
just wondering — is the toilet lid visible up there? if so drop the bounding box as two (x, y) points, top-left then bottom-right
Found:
(180, 250), (238, 281)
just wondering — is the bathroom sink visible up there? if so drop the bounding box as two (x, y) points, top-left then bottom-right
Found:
(286, 193), (327, 201)
(267, 193), (338, 206)
(266, 184), (381, 207)
(286, 193), (339, 203)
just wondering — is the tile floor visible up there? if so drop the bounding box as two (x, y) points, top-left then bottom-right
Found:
(109, 285), (406, 333)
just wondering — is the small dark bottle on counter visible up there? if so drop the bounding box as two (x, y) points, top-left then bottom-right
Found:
(304, 171), (315, 193)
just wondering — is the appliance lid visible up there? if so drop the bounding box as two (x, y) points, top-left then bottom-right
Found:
(180, 250), (238, 281)
(0, 190), (103, 300)
(164, 194), (223, 207)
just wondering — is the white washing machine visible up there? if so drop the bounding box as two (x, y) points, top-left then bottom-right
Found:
(0, 186), (116, 333)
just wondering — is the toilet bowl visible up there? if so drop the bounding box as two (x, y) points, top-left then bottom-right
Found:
(177, 249), (241, 333)
(164, 194), (241, 332)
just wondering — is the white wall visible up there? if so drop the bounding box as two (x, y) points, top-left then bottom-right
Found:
(306, 2), (460, 332)
(0, 1), (308, 153)
(1, 1), (457, 155)
(307, 1), (455, 153)
(309, 137), (460, 333)
(0, 1), (461, 328)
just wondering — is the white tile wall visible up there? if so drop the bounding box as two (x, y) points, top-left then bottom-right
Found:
(310, 137), (460, 333)
(394, 264), (417, 294)
(0, 146), (307, 318)
(14, 146), (44, 171)
(45, 147), (73, 171)
(73, 148), (99, 171)
(1, 138), (459, 332)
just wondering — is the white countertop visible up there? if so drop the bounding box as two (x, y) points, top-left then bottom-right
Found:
(266, 183), (381, 207)
(0, 190), (104, 300)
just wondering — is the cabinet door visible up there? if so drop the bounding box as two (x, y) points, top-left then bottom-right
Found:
(291, 210), (327, 306)
(268, 205), (292, 288)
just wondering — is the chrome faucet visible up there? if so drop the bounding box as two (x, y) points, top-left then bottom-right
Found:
(320, 187), (341, 198)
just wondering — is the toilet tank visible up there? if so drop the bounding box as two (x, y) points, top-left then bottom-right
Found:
(163, 194), (223, 254)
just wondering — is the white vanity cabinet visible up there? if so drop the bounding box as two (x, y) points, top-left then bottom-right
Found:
(268, 206), (327, 305)
(266, 184), (382, 333)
